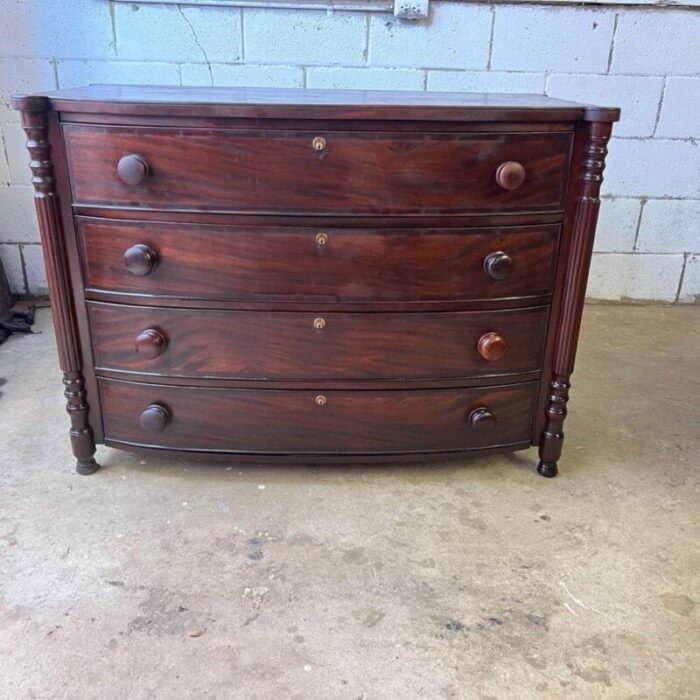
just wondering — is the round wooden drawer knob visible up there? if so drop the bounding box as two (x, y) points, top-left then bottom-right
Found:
(495, 161), (526, 191)
(135, 328), (167, 359)
(483, 251), (513, 281)
(117, 153), (149, 185)
(478, 332), (508, 362)
(124, 244), (158, 277)
(469, 407), (497, 430)
(139, 403), (171, 433)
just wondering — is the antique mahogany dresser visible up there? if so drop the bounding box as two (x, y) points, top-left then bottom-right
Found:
(13, 86), (618, 477)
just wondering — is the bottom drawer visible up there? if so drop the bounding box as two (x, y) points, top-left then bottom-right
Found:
(99, 379), (538, 455)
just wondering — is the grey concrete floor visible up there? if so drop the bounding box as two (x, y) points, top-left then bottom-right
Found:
(0, 305), (698, 700)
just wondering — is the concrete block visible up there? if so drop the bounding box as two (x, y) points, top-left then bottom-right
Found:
(0, 186), (41, 244)
(492, 6), (615, 74)
(369, 3), (492, 69)
(0, 134), (9, 185)
(0, 58), (56, 124)
(21, 244), (48, 297)
(56, 60), (180, 90)
(611, 10), (700, 76)
(427, 70), (545, 94)
(656, 77), (700, 139)
(1, 0), (114, 60)
(244, 9), (367, 66)
(586, 253), (683, 301)
(594, 198), (641, 252)
(0, 243), (25, 295)
(547, 74), (663, 138)
(678, 255), (700, 303)
(306, 67), (424, 91)
(603, 138), (700, 199)
(181, 63), (303, 88)
(3, 122), (32, 185)
(115, 3), (242, 63)
(636, 200), (700, 253)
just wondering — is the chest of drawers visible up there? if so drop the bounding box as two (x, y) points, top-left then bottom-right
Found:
(13, 86), (618, 477)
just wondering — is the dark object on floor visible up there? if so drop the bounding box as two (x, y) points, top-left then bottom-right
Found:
(0, 258), (13, 313)
(0, 306), (37, 345)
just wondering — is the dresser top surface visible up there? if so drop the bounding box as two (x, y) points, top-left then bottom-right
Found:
(13, 84), (619, 123)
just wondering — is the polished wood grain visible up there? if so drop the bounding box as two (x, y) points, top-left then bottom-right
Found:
(78, 218), (560, 302)
(477, 332), (508, 362)
(537, 120), (614, 478)
(495, 161), (527, 191)
(88, 303), (549, 381)
(123, 243), (158, 276)
(99, 378), (540, 454)
(117, 153), (149, 185)
(17, 105), (100, 475)
(21, 85), (620, 123)
(64, 126), (572, 214)
(13, 86), (618, 475)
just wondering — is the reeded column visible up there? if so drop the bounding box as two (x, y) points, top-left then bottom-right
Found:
(15, 96), (99, 475)
(538, 120), (614, 478)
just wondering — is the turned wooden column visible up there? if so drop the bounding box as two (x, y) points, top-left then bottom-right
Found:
(538, 120), (613, 477)
(15, 96), (99, 475)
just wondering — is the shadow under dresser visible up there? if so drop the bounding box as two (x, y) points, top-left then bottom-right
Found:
(12, 86), (619, 477)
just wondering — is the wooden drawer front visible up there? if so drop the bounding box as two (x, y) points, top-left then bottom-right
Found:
(89, 303), (548, 381)
(64, 125), (571, 214)
(100, 379), (539, 454)
(79, 219), (560, 302)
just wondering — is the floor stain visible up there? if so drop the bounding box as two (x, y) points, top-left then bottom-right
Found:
(126, 587), (208, 637)
(574, 666), (613, 687)
(458, 507), (488, 531)
(342, 547), (368, 565)
(660, 593), (695, 617)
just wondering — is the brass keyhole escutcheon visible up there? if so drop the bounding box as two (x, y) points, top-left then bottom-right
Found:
(316, 232), (329, 246)
(314, 317), (326, 330)
(315, 394), (327, 406)
(312, 136), (326, 152)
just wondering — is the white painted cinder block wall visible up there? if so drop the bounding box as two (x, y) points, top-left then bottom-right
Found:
(0, 0), (698, 301)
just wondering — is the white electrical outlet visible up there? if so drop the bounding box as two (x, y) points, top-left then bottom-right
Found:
(394, 0), (429, 20)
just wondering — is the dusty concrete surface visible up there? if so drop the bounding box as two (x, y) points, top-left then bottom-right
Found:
(0, 305), (698, 700)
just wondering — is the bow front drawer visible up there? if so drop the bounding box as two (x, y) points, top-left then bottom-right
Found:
(99, 378), (539, 454)
(64, 125), (572, 214)
(78, 218), (560, 302)
(88, 303), (548, 381)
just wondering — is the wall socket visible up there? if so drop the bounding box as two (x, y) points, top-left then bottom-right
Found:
(394, 0), (429, 20)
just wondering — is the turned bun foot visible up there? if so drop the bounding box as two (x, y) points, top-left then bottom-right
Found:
(537, 461), (558, 478)
(76, 458), (100, 476)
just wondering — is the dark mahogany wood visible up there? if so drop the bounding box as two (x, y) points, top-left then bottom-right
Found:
(537, 120), (614, 478)
(63, 125), (572, 215)
(27, 85), (620, 123)
(468, 407), (498, 430)
(16, 104), (100, 475)
(99, 378), (539, 454)
(139, 403), (171, 433)
(88, 302), (549, 381)
(77, 218), (561, 303)
(477, 332), (508, 362)
(12, 85), (618, 476)
(134, 328), (167, 359)
(483, 251), (514, 281)
(123, 243), (158, 276)
(495, 161), (526, 191)
(117, 154), (149, 186)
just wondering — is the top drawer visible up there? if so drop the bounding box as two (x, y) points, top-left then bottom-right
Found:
(63, 125), (572, 215)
